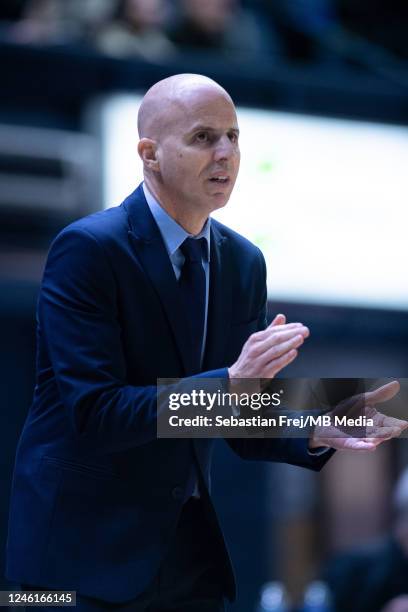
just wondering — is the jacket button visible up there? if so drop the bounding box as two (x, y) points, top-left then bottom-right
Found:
(171, 486), (184, 500)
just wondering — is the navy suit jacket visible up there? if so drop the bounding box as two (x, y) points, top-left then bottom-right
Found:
(6, 184), (331, 602)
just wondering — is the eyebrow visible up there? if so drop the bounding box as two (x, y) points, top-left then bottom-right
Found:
(188, 125), (240, 135)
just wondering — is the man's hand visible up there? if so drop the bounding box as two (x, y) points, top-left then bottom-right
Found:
(228, 313), (309, 379)
(309, 380), (407, 451)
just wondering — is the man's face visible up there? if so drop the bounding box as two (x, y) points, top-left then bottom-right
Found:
(155, 86), (240, 217)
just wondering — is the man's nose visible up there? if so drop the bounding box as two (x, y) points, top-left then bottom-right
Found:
(213, 135), (234, 161)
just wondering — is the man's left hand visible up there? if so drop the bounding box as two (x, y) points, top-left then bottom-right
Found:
(309, 381), (407, 451)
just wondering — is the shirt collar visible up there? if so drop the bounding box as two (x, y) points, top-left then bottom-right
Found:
(143, 182), (211, 261)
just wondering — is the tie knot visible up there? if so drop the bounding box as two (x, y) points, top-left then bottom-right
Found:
(180, 237), (206, 263)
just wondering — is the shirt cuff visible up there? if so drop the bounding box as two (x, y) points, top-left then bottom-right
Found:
(307, 445), (331, 456)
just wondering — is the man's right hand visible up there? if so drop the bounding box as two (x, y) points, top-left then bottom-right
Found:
(228, 313), (309, 379)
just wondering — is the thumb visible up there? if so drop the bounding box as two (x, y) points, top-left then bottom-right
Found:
(365, 381), (400, 405)
(270, 313), (286, 327)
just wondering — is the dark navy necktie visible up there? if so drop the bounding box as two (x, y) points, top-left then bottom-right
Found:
(179, 237), (207, 501)
(179, 237), (206, 374)
(179, 238), (206, 374)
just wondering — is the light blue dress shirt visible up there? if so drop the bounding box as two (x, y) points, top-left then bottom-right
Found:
(143, 182), (211, 366)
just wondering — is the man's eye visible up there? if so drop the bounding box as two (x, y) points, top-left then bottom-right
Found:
(229, 132), (238, 143)
(195, 132), (209, 142)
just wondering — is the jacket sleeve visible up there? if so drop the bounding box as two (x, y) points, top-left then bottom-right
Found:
(225, 247), (335, 470)
(39, 227), (227, 453)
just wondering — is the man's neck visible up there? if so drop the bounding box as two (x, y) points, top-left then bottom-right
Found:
(144, 179), (208, 236)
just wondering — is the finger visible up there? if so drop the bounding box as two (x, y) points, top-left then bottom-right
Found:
(252, 323), (305, 344)
(347, 441), (377, 451)
(261, 334), (306, 366)
(365, 381), (400, 405)
(264, 348), (298, 377)
(366, 426), (403, 439)
(356, 433), (403, 447)
(335, 438), (377, 451)
(382, 416), (408, 430)
(333, 382), (400, 420)
(360, 437), (393, 447)
(268, 323), (308, 333)
(267, 320), (309, 333)
(259, 326), (309, 349)
(269, 313), (286, 327)
(252, 330), (308, 362)
(372, 412), (408, 430)
(348, 437), (382, 450)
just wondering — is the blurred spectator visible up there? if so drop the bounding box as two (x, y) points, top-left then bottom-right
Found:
(95, 0), (176, 61)
(4, 0), (75, 45)
(58, 0), (116, 42)
(170, 0), (281, 61)
(0, 0), (118, 46)
(324, 467), (408, 612)
(263, 0), (341, 63)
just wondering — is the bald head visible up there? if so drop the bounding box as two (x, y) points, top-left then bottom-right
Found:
(137, 73), (234, 139)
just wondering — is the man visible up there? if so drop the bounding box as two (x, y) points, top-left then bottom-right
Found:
(6, 74), (406, 611)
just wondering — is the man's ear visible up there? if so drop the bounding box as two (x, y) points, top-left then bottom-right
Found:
(138, 138), (160, 172)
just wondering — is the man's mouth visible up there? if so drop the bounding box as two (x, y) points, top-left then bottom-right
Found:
(209, 176), (229, 184)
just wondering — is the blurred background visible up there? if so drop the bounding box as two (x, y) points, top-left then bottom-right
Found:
(1, 1), (408, 611)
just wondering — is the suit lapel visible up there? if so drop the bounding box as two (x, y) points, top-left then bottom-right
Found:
(124, 185), (193, 374)
(123, 185), (233, 375)
(202, 223), (233, 371)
